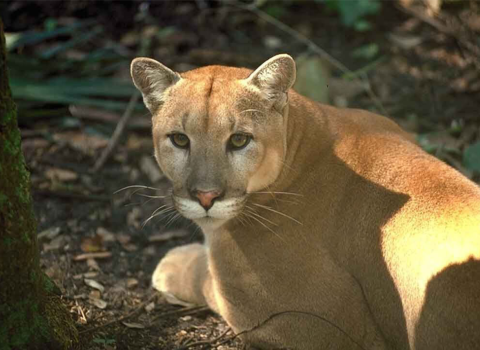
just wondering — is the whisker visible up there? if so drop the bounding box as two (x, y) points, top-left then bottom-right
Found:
(239, 109), (265, 115)
(250, 189), (301, 205)
(135, 193), (168, 199)
(189, 225), (202, 242)
(279, 159), (297, 173)
(113, 185), (163, 194)
(244, 206), (279, 227)
(236, 213), (249, 227)
(252, 203), (303, 225)
(239, 211), (255, 226)
(164, 211), (182, 228)
(250, 191), (303, 197)
(124, 197), (158, 208)
(150, 204), (171, 217)
(243, 211), (285, 243)
(142, 206), (176, 228)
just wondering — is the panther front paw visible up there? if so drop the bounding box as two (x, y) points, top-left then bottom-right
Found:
(152, 243), (205, 307)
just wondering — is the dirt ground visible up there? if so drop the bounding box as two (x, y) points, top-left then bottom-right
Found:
(3, 1), (480, 349)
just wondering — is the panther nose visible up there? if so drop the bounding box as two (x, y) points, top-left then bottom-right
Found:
(195, 190), (222, 211)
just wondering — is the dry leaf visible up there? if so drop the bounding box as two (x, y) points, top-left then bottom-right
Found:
(148, 230), (189, 243)
(87, 258), (100, 271)
(116, 234), (138, 251)
(126, 134), (152, 150)
(263, 35), (282, 50)
(389, 33), (423, 50)
(329, 78), (365, 100)
(127, 207), (142, 229)
(293, 54), (330, 104)
(89, 290), (101, 299)
(89, 297), (107, 309)
(84, 279), (105, 293)
(122, 243), (138, 252)
(145, 302), (155, 313)
(143, 246), (156, 256)
(140, 156), (163, 183)
(53, 132), (108, 155)
(126, 278), (138, 289)
(45, 168), (78, 182)
(122, 322), (145, 329)
(83, 271), (99, 278)
(96, 227), (116, 242)
(73, 252), (112, 261)
(42, 235), (66, 252)
(116, 234), (131, 245)
(80, 234), (104, 253)
(38, 227), (61, 241)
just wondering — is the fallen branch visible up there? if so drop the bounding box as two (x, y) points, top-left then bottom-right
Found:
(69, 105), (150, 130)
(233, 2), (386, 115)
(398, 5), (480, 69)
(92, 92), (141, 172)
(79, 293), (156, 334)
(148, 305), (210, 325)
(33, 189), (111, 202)
(177, 327), (232, 349)
(73, 252), (112, 261)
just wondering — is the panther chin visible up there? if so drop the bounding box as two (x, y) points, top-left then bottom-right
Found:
(194, 216), (229, 232)
(173, 195), (243, 231)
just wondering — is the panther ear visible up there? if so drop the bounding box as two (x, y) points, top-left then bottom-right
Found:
(130, 57), (181, 112)
(245, 54), (296, 110)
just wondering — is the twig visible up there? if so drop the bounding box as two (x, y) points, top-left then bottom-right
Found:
(188, 309), (368, 350)
(149, 305), (210, 325)
(33, 189), (111, 202)
(398, 5), (480, 69)
(92, 92), (141, 172)
(69, 105), (150, 130)
(176, 327), (232, 349)
(73, 252), (112, 261)
(79, 293), (156, 334)
(233, 2), (387, 115)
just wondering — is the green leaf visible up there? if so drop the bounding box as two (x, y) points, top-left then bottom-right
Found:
(40, 26), (104, 59)
(263, 4), (286, 19)
(293, 55), (330, 104)
(43, 18), (58, 32)
(11, 77), (136, 98)
(463, 142), (480, 172)
(353, 20), (372, 32)
(352, 43), (379, 60)
(10, 77), (144, 112)
(337, 0), (381, 27)
(6, 19), (96, 51)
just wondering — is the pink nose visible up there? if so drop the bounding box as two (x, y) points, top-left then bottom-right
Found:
(196, 190), (221, 210)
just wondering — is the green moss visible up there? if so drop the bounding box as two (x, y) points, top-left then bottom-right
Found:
(3, 237), (13, 247)
(22, 232), (31, 244)
(0, 193), (7, 207)
(42, 274), (54, 294)
(3, 138), (13, 154)
(30, 269), (38, 283)
(0, 327), (11, 350)
(15, 185), (30, 204)
(0, 300), (43, 347)
(0, 109), (14, 125)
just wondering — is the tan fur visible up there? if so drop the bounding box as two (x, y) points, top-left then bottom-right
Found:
(131, 55), (480, 350)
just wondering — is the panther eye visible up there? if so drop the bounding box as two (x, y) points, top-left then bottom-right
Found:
(229, 134), (251, 150)
(170, 133), (190, 149)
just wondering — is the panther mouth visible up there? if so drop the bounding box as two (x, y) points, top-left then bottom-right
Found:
(173, 195), (244, 224)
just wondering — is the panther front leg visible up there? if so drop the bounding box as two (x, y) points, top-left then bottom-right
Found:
(152, 243), (219, 311)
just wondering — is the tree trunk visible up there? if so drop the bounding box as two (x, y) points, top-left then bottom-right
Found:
(0, 19), (78, 350)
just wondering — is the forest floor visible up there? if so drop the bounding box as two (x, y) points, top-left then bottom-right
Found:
(3, 1), (480, 349)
